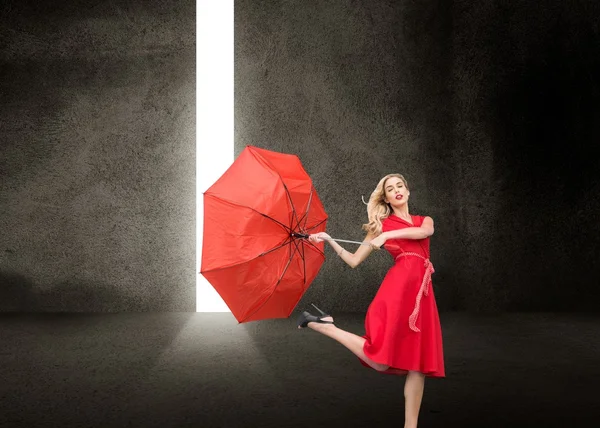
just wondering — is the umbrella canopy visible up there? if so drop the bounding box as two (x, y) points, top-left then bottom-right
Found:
(200, 146), (328, 323)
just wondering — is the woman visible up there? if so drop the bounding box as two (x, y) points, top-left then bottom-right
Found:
(299, 173), (445, 428)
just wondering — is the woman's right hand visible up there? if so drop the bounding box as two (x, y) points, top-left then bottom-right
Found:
(308, 232), (331, 243)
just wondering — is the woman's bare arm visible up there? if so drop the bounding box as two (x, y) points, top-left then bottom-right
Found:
(368, 216), (434, 249)
(325, 232), (376, 269)
(381, 216), (434, 241)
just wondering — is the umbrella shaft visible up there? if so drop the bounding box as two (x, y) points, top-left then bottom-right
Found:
(325, 238), (370, 246)
(290, 233), (369, 246)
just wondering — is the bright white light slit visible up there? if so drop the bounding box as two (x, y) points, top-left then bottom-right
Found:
(196, 0), (233, 312)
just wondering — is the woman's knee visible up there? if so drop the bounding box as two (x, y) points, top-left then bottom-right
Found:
(374, 363), (390, 372)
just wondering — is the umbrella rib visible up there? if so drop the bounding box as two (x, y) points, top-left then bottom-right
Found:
(247, 148), (299, 234)
(303, 218), (327, 233)
(301, 240), (307, 284)
(296, 186), (313, 231)
(259, 212), (293, 235)
(280, 180), (301, 235)
(242, 239), (300, 322)
(258, 237), (293, 257)
(300, 235), (326, 257)
(201, 240), (291, 274)
(289, 238), (307, 286)
(204, 193), (293, 235)
(201, 220), (320, 276)
(290, 235), (302, 255)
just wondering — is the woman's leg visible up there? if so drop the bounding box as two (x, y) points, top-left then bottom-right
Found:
(403, 370), (425, 428)
(303, 316), (390, 372)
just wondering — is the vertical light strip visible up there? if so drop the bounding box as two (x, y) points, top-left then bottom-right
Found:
(196, 0), (233, 312)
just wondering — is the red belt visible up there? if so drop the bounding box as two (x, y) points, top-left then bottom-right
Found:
(394, 252), (435, 332)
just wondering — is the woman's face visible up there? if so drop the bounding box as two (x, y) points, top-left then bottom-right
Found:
(383, 176), (409, 207)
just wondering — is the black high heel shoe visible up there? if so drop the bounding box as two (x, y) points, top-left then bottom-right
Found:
(297, 303), (334, 328)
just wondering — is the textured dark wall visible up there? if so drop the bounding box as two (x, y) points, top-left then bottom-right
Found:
(2, 1), (597, 314)
(452, 0), (600, 312)
(235, 0), (600, 313)
(0, 1), (196, 311)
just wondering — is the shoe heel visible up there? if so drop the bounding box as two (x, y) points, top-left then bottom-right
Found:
(311, 303), (327, 316)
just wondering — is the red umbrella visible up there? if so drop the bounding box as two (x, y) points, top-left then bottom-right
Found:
(200, 146), (328, 323)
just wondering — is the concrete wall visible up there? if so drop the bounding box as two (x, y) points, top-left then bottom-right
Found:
(2, 0), (598, 314)
(452, 0), (600, 312)
(0, 0), (195, 311)
(235, 0), (600, 313)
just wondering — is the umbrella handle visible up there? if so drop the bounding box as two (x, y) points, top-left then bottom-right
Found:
(291, 232), (310, 239)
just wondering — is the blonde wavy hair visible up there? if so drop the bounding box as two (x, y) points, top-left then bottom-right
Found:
(362, 173), (409, 236)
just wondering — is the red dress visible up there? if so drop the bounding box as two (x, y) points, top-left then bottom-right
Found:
(359, 214), (445, 377)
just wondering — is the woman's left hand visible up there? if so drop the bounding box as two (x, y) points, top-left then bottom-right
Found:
(368, 233), (387, 250)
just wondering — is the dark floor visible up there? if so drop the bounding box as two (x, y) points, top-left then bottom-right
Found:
(0, 312), (598, 427)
